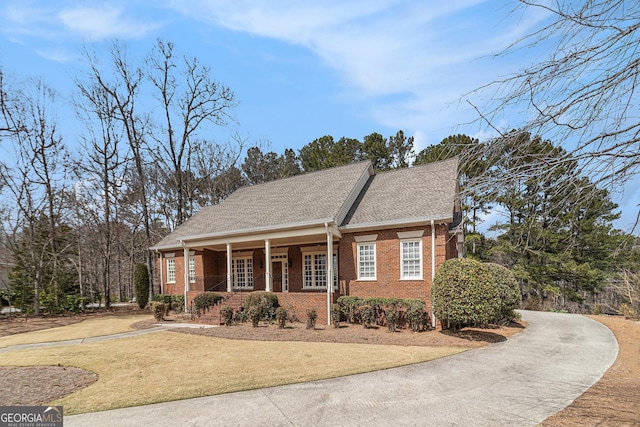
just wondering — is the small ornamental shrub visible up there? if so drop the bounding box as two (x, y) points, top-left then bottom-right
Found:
(432, 258), (501, 330)
(486, 263), (522, 322)
(193, 292), (224, 316)
(405, 304), (430, 332)
(150, 302), (166, 321)
(306, 308), (317, 330)
(331, 303), (342, 328)
(133, 263), (150, 309)
(243, 292), (279, 321)
(385, 305), (399, 332)
(275, 306), (288, 329)
(337, 296), (363, 323)
(248, 305), (261, 327)
(153, 294), (185, 313)
(233, 308), (248, 324)
(220, 305), (234, 326)
(359, 304), (374, 328)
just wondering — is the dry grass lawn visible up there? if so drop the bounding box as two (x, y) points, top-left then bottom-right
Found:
(0, 315), (143, 348)
(0, 329), (466, 415)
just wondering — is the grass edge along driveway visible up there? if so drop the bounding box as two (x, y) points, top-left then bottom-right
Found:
(0, 329), (466, 415)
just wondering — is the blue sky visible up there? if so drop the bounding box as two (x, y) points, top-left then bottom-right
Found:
(1, 0), (638, 232)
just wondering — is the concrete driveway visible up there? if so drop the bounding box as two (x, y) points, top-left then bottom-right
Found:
(66, 311), (618, 427)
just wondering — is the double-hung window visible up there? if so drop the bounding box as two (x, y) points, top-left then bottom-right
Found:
(302, 249), (338, 289)
(357, 242), (376, 280)
(232, 254), (254, 289)
(166, 257), (176, 283)
(188, 255), (196, 283)
(400, 239), (423, 280)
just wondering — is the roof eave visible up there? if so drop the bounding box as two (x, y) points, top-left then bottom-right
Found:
(150, 217), (337, 251)
(339, 214), (453, 233)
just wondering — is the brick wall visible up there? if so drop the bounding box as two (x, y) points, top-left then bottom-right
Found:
(339, 224), (452, 312)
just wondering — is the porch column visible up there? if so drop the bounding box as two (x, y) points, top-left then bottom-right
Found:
(226, 243), (232, 292)
(157, 251), (164, 295)
(325, 223), (333, 326)
(265, 239), (272, 292)
(181, 241), (189, 313)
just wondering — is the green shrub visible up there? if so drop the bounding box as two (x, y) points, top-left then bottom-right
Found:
(432, 258), (501, 330)
(152, 294), (185, 313)
(220, 305), (234, 326)
(150, 302), (166, 321)
(66, 295), (89, 313)
(337, 296), (363, 323)
(243, 292), (279, 321)
(486, 263), (522, 321)
(306, 308), (317, 330)
(359, 304), (374, 328)
(193, 292), (224, 316)
(405, 304), (429, 332)
(275, 306), (288, 329)
(385, 305), (399, 332)
(133, 263), (150, 309)
(248, 305), (261, 327)
(233, 309), (248, 324)
(331, 303), (342, 328)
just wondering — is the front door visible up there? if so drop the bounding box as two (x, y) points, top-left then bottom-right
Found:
(272, 261), (283, 292)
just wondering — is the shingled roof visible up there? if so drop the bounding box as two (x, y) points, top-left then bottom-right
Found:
(151, 158), (459, 250)
(151, 161), (373, 249)
(340, 157), (459, 229)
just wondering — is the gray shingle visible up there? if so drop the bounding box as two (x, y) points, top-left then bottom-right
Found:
(340, 158), (458, 228)
(152, 161), (372, 249)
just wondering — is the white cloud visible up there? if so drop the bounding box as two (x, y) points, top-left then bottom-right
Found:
(58, 5), (161, 40)
(167, 0), (551, 141)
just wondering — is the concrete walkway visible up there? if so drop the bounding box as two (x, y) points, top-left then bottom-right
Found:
(0, 323), (216, 354)
(64, 311), (617, 426)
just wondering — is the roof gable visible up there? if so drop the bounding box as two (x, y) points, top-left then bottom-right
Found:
(340, 158), (459, 229)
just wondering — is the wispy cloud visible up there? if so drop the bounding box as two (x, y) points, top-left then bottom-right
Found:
(167, 1), (550, 136)
(58, 5), (162, 40)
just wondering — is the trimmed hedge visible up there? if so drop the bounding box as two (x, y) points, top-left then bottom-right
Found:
(152, 294), (185, 313)
(243, 291), (279, 321)
(486, 263), (522, 321)
(335, 296), (429, 331)
(432, 258), (501, 329)
(193, 292), (224, 316)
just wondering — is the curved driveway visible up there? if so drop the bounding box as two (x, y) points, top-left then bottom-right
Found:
(66, 311), (618, 426)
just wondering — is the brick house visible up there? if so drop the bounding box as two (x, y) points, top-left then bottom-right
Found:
(150, 158), (462, 324)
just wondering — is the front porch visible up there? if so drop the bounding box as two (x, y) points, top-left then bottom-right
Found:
(158, 223), (342, 325)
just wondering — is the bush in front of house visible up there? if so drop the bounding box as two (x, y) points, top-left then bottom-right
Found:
(275, 306), (288, 328)
(432, 258), (501, 330)
(152, 294), (185, 313)
(385, 304), (399, 332)
(330, 303), (342, 328)
(133, 263), (150, 309)
(486, 263), (522, 322)
(306, 308), (317, 330)
(150, 301), (166, 321)
(337, 296), (363, 323)
(193, 292), (224, 316)
(405, 301), (430, 332)
(243, 291), (279, 321)
(220, 305), (234, 326)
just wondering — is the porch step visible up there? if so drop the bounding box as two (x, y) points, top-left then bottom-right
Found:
(193, 292), (245, 325)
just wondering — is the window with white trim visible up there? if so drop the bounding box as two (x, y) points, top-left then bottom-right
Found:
(188, 255), (196, 283)
(302, 250), (338, 289)
(401, 239), (423, 279)
(232, 256), (253, 289)
(166, 258), (176, 283)
(357, 242), (376, 280)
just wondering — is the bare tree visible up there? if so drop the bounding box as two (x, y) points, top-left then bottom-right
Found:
(0, 77), (73, 314)
(470, 0), (640, 228)
(147, 39), (238, 226)
(80, 42), (157, 296)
